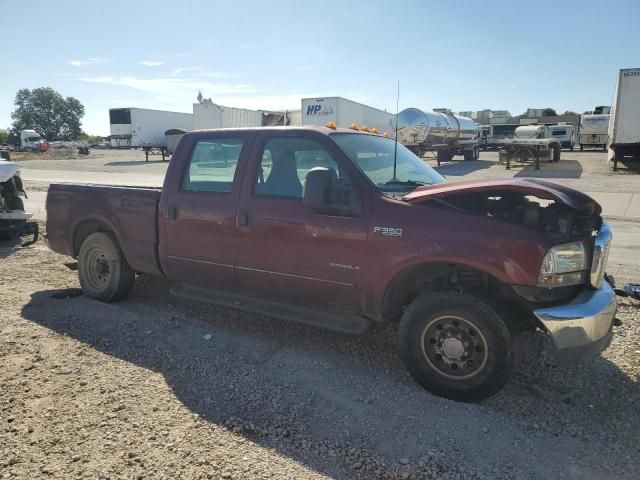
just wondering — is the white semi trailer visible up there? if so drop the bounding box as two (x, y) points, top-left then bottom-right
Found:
(301, 97), (394, 134)
(608, 68), (640, 171)
(109, 108), (194, 160)
(193, 102), (299, 130)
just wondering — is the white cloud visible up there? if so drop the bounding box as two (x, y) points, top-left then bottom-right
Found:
(139, 60), (163, 67)
(80, 75), (256, 96)
(201, 72), (237, 79)
(171, 67), (202, 77)
(70, 57), (105, 67)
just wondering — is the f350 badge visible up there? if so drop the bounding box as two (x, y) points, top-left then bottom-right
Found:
(373, 226), (403, 237)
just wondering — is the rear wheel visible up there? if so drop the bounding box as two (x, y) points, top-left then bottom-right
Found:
(397, 292), (513, 402)
(580, 144), (584, 152)
(78, 232), (135, 302)
(552, 144), (561, 162)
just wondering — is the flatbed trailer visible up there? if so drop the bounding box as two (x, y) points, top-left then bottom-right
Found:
(493, 137), (561, 170)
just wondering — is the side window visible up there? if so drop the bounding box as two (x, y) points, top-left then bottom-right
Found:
(182, 137), (244, 192)
(255, 137), (347, 198)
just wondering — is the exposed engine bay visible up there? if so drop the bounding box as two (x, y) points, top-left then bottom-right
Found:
(432, 190), (601, 242)
(0, 160), (39, 246)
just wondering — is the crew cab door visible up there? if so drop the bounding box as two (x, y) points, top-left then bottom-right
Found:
(158, 132), (254, 289)
(235, 132), (369, 313)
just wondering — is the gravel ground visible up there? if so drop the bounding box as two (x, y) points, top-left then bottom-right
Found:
(1, 236), (639, 479)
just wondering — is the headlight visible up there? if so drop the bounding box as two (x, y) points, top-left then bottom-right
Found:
(538, 242), (587, 288)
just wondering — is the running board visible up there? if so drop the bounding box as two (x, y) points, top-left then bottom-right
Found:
(170, 283), (370, 335)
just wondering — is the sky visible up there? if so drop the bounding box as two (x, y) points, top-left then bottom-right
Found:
(1, 0), (639, 136)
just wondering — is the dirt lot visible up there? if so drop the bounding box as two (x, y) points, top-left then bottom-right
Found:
(2, 148), (640, 479)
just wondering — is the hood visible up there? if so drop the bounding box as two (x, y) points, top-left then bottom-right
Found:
(402, 178), (601, 215)
(0, 160), (20, 183)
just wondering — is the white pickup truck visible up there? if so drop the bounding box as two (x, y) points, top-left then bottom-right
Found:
(493, 125), (561, 170)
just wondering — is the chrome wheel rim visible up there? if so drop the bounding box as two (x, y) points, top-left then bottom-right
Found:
(420, 315), (489, 380)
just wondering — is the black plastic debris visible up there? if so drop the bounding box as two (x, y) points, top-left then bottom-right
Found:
(623, 283), (640, 300)
(49, 288), (83, 299)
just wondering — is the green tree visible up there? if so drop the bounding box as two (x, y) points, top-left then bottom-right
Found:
(541, 108), (558, 116)
(563, 111), (579, 116)
(0, 128), (10, 143)
(11, 87), (85, 141)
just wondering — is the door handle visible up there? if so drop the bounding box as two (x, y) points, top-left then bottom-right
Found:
(236, 210), (250, 230)
(168, 205), (180, 220)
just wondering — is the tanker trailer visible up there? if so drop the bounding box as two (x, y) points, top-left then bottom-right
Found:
(396, 108), (479, 165)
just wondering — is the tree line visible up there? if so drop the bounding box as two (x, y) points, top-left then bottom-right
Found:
(1, 87), (98, 144)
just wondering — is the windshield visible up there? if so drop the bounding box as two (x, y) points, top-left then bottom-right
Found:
(27, 136), (41, 142)
(331, 133), (445, 193)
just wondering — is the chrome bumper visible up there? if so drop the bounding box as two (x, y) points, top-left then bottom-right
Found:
(533, 281), (617, 362)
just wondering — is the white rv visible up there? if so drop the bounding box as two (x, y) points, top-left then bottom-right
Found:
(548, 124), (576, 150)
(579, 114), (609, 151)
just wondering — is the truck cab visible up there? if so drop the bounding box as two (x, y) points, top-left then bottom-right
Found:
(45, 126), (617, 402)
(19, 129), (43, 151)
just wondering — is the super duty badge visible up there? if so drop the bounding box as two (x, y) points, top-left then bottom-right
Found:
(373, 226), (403, 237)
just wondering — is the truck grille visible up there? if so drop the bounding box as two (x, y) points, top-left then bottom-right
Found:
(590, 221), (612, 288)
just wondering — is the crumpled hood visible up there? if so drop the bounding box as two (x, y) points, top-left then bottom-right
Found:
(0, 160), (20, 183)
(402, 178), (601, 215)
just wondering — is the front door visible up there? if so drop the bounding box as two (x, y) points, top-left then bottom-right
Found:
(159, 132), (253, 289)
(235, 133), (369, 314)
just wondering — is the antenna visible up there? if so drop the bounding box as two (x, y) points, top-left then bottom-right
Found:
(392, 80), (400, 181)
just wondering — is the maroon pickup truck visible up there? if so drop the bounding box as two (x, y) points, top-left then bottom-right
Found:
(46, 126), (616, 401)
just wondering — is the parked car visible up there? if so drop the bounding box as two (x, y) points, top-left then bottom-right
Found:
(45, 126), (616, 402)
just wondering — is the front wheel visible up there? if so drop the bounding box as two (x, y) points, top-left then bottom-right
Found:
(397, 292), (513, 402)
(78, 232), (135, 302)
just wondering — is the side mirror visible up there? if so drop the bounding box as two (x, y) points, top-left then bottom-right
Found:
(303, 167), (336, 210)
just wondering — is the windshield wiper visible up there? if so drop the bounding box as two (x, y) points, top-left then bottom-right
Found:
(384, 179), (428, 187)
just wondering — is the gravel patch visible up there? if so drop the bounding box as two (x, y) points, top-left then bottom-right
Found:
(1, 239), (639, 479)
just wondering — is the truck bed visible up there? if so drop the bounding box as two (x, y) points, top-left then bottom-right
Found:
(46, 183), (163, 276)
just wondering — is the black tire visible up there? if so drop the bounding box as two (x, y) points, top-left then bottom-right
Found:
(473, 146), (480, 161)
(580, 144), (584, 152)
(552, 144), (561, 162)
(78, 232), (135, 302)
(603, 145), (607, 152)
(463, 149), (474, 161)
(397, 292), (513, 402)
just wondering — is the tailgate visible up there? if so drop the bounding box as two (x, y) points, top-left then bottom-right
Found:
(46, 183), (162, 275)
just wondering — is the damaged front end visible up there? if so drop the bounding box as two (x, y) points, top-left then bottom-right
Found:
(403, 178), (617, 362)
(0, 160), (39, 246)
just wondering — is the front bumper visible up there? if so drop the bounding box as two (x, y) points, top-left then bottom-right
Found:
(533, 281), (617, 363)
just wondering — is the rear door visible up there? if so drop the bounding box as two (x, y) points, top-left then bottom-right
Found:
(159, 132), (254, 289)
(234, 131), (369, 313)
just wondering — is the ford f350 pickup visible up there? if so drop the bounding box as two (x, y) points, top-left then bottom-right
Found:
(46, 126), (616, 401)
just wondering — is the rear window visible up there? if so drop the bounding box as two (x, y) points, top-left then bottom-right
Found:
(551, 129), (567, 136)
(182, 137), (244, 193)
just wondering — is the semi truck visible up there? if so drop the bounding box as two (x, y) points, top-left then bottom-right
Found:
(301, 97), (394, 134)
(19, 129), (48, 152)
(608, 68), (640, 171)
(109, 108), (194, 160)
(45, 125), (616, 402)
(578, 114), (609, 151)
(396, 108), (479, 164)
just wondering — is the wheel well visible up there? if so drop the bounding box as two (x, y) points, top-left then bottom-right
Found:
(72, 220), (113, 257)
(382, 262), (537, 332)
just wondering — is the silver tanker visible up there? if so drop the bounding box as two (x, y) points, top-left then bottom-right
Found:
(396, 108), (479, 164)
